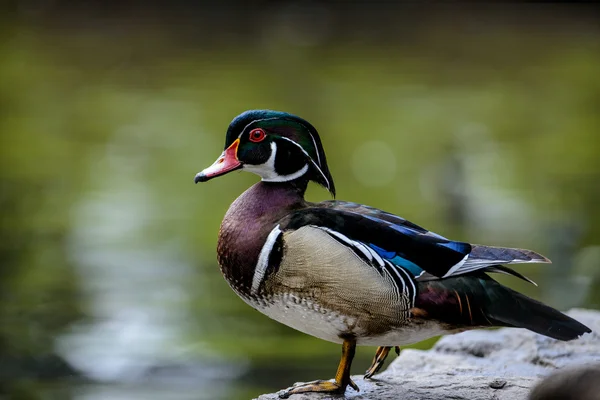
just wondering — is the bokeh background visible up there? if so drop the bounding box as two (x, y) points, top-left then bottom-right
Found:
(1, 2), (599, 399)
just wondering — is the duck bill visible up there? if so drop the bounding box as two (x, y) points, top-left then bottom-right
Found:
(194, 139), (242, 183)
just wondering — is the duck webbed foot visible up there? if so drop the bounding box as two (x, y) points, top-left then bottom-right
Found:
(279, 378), (359, 398)
(279, 339), (358, 398)
(364, 345), (400, 379)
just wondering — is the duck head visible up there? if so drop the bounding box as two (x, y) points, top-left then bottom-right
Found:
(195, 110), (335, 196)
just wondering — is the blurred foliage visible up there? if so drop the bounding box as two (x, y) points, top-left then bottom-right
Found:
(0, 3), (599, 399)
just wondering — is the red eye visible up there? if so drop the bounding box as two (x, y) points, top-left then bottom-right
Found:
(249, 128), (266, 143)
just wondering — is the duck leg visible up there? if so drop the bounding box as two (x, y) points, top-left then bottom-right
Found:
(280, 339), (359, 398)
(364, 346), (400, 379)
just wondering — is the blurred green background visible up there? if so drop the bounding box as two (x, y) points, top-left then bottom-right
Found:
(1, 2), (599, 399)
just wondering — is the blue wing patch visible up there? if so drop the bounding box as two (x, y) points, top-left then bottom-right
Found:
(368, 243), (425, 277)
(438, 241), (471, 254)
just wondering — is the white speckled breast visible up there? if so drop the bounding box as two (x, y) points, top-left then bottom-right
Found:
(243, 292), (449, 346)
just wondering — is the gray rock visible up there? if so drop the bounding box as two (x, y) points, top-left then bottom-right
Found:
(257, 309), (600, 400)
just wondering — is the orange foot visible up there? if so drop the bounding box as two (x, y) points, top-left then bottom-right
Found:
(364, 346), (400, 379)
(279, 378), (359, 398)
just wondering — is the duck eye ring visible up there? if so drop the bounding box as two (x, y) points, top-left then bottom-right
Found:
(249, 128), (266, 143)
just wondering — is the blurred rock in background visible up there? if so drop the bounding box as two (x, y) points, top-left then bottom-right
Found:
(529, 365), (600, 400)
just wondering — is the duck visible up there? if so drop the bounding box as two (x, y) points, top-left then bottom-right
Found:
(194, 109), (591, 397)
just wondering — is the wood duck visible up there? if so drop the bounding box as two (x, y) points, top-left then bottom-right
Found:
(194, 110), (591, 398)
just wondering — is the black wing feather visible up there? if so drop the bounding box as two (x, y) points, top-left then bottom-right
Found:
(280, 206), (471, 278)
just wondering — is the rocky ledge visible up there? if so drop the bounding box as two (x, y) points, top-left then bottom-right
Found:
(257, 309), (599, 400)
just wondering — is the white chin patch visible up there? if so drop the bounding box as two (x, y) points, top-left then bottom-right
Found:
(243, 142), (309, 182)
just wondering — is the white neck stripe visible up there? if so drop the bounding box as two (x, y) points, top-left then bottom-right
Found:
(277, 137), (330, 190)
(261, 164), (309, 182)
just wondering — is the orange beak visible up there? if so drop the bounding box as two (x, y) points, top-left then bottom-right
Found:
(194, 139), (242, 183)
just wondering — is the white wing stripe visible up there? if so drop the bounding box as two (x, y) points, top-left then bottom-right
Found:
(383, 259), (412, 308)
(394, 262), (416, 306)
(318, 227), (374, 262)
(443, 253), (545, 278)
(318, 227), (387, 267)
(442, 253), (469, 278)
(252, 225), (282, 294)
(366, 246), (385, 267)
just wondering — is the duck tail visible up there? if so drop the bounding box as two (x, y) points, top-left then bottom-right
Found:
(485, 286), (591, 341)
(416, 276), (591, 341)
